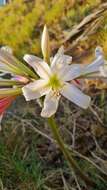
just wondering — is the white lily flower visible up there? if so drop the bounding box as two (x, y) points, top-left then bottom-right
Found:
(84, 47), (107, 80)
(96, 47), (107, 78)
(81, 47), (104, 76)
(22, 47), (104, 118)
(77, 46), (104, 80)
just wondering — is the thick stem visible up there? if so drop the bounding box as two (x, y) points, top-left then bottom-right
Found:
(48, 117), (96, 188)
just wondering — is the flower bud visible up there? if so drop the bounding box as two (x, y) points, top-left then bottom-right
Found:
(41, 25), (50, 63)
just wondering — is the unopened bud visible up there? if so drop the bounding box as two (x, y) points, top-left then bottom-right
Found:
(41, 25), (50, 63)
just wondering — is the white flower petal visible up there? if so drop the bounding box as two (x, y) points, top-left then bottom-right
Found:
(51, 48), (72, 71)
(22, 79), (50, 101)
(24, 54), (43, 63)
(81, 56), (104, 75)
(60, 83), (90, 109)
(41, 91), (60, 117)
(72, 79), (86, 90)
(95, 46), (103, 58)
(100, 63), (107, 77)
(24, 54), (51, 79)
(59, 64), (82, 81)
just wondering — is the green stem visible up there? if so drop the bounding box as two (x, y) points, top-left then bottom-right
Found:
(48, 117), (96, 188)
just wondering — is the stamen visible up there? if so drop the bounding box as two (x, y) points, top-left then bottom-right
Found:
(53, 90), (61, 97)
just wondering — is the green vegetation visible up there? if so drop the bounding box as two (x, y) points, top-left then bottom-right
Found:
(0, 0), (106, 58)
(0, 124), (44, 189)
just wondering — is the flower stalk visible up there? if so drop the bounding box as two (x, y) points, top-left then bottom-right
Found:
(48, 117), (96, 188)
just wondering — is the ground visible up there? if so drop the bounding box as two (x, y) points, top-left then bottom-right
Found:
(0, 91), (107, 189)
